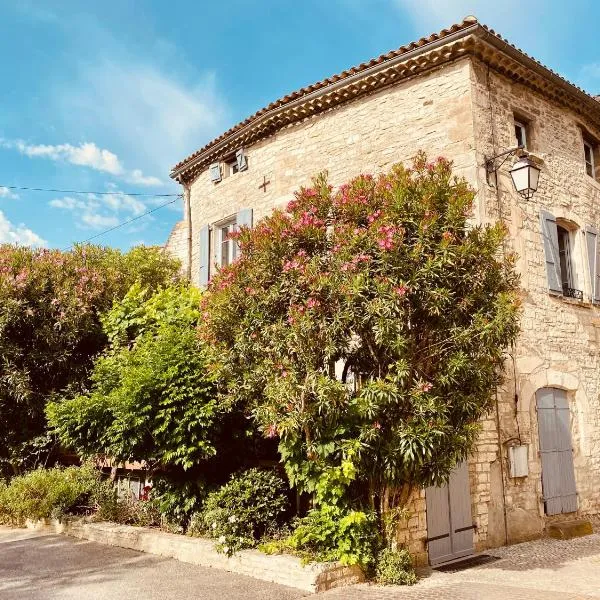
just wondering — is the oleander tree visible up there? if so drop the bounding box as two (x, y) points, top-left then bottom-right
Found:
(200, 152), (520, 527)
(0, 244), (180, 476)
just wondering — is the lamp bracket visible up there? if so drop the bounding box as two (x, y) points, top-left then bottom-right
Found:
(485, 144), (525, 179)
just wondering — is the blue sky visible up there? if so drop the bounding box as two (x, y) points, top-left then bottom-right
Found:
(1, 1), (599, 249)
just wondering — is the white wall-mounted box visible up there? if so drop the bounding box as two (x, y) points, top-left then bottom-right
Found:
(508, 444), (529, 478)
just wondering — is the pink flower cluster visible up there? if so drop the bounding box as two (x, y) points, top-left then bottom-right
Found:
(340, 253), (371, 272)
(377, 225), (403, 251)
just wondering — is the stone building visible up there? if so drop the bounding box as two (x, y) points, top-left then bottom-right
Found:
(165, 16), (600, 565)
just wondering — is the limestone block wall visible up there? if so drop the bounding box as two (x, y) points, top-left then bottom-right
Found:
(164, 218), (188, 269)
(470, 56), (600, 544)
(180, 58), (477, 287)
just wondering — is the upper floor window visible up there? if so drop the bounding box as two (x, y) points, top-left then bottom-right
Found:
(584, 140), (596, 179)
(514, 120), (528, 149)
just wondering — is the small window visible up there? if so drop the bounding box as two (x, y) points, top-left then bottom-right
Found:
(226, 160), (239, 176)
(515, 120), (528, 149)
(584, 140), (596, 178)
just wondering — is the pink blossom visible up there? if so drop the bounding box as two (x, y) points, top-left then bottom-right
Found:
(266, 424), (278, 438)
(373, 421), (382, 430)
(420, 382), (433, 392)
(307, 298), (320, 309)
(394, 285), (408, 297)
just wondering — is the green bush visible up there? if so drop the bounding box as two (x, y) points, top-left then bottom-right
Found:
(288, 504), (378, 569)
(0, 464), (101, 526)
(94, 493), (161, 528)
(151, 477), (207, 533)
(375, 548), (418, 586)
(197, 469), (289, 555)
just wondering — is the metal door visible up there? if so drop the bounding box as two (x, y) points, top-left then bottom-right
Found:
(536, 388), (577, 515)
(425, 461), (475, 566)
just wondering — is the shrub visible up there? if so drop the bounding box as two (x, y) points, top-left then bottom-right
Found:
(375, 548), (418, 586)
(288, 504), (378, 569)
(0, 464), (101, 526)
(151, 477), (207, 533)
(94, 494), (161, 528)
(197, 469), (289, 555)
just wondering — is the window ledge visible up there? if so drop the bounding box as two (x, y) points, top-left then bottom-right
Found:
(560, 296), (591, 308)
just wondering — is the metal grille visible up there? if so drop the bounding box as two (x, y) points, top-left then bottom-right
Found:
(562, 287), (583, 300)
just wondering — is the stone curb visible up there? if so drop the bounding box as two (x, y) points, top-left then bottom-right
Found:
(25, 518), (364, 593)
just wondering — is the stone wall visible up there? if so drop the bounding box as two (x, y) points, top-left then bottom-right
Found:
(470, 56), (600, 544)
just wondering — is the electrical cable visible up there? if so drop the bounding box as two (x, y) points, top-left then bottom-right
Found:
(0, 184), (180, 197)
(62, 197), (180, 251)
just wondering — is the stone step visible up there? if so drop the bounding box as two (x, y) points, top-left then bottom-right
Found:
(547, 520), (593, 540)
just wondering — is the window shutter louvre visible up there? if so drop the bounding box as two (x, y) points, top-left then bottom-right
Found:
(585, 225), (599, 302)
(539, 209), (562, 295)
(209, 163), (222, 183)
(198, 225), (210, 288)
(236, 148), (248, 172)
(236, 208), (253, 229)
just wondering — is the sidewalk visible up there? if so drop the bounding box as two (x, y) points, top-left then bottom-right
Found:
(322, 533), (600, 598)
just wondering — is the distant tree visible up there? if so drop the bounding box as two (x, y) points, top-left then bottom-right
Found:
(0, 244), (180, 476)
(200, 153), (520, 532)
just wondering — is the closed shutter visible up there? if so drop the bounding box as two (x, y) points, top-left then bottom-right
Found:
(536, 388), (577, 515)
(425, 483), (454, 565)
(585, 225), (599, 303)
(539, 210), (563, 295)
(198, 225), (210, 288)
(236, 148), (248, 172)
(237, 208), (253, 229)
(213, 226), (222, 269)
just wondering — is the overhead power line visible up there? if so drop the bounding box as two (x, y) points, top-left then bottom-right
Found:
(0, 184), (180, 197)
(63, 197), (180, 251)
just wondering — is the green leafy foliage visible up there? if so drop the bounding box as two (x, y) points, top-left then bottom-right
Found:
(151, 477), (207, 532)
(0, 463), (102, 525)
(0, 244), (180, 476)
(201, 153), (521, 529)
(47, 284), (221, 471)
(375, 548), (418, 586)
(289, 505), (378, 568)
(197, 469), (289, 555)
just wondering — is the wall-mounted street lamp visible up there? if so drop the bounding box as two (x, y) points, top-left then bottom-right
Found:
(485, 145), (542, 200)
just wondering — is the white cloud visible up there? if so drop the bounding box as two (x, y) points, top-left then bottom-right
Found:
(126, 169), (163, 186)
(0, 210), (46, 246)
(3, 139), (162, 187)
(0, 187), (19, 200)
(49, 190), (149, 230)
(80, 213), (120, 229)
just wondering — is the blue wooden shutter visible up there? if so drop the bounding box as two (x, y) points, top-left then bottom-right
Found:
(209, 163), (222, 183)
(585, 225), (599, 303)
(198, 225), (210, 288)
(539, 209), (562, 295)
(536, 388), (577, 515)
(236, 148), (248, 172)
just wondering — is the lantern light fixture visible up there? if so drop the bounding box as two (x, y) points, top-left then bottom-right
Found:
(485, 145), (541, 200)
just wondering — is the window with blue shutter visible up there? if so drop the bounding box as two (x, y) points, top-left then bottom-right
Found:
(209, 163), (222, 183)
(585, 225), (600, 303)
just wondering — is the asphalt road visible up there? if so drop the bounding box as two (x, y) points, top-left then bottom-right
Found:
(0, 528), (306, 600)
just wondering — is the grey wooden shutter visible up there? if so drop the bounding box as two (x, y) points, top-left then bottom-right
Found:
(425, 483), (454, 565)
(536, 388), (577, 515)
(585, 225), (599, 302)
(448, 461), (474, 558)
(198, 225), (210, 288)
(237, 208), (253, 229)
(236, 148), (248, 172)
(209, 163), (222, 183)
(539, 209), (563, 295)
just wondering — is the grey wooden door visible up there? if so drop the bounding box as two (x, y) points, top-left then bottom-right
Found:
(425, 461), (475, 566)
(536, 388), (578, 515)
